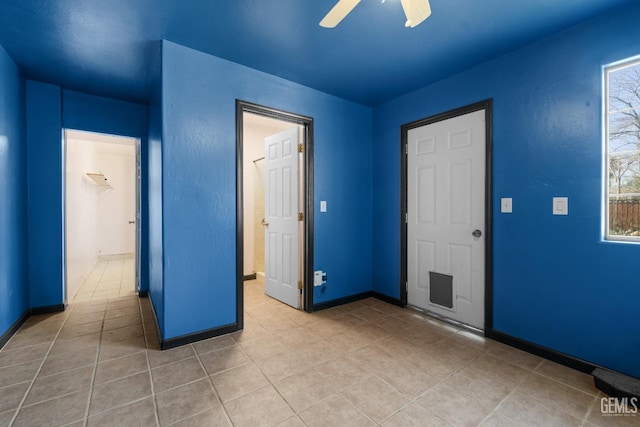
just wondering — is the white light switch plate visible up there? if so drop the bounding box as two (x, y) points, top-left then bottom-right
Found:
(320, 200), (327, 212)
(501, 198), (512, 213)
(553, 197), (568, 215)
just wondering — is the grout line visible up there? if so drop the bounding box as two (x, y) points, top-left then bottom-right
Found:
(80, 303), (107, 427)
(139, 297), (161, 427)
(8, 306), (73, 427)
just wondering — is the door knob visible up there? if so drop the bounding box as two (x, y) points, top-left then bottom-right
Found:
(472, 229), (482, 238)
(128, 221), (135, 224)
(261, 218), (269, 227)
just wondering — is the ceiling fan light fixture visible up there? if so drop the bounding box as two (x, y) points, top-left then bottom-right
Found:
(401, 0), (431, 28)
(319, 0), (361, 28)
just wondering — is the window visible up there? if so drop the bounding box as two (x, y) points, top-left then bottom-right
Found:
(605, 58), (640, 240)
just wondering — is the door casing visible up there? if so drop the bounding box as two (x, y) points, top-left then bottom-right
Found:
(236, 100), (315, 330)
(400, 99), (493, 331)
(62, 129), (141, 303)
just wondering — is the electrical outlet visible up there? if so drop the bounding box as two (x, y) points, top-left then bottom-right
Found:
(501, 198), (512, 213)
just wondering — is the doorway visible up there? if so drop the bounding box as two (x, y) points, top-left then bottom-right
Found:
(400, 100), (493, 331)
(236, 101), (314, 329)
(63, 129), (141, 303)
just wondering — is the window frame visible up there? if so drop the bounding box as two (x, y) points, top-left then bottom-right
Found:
(604, 56), (640, 243)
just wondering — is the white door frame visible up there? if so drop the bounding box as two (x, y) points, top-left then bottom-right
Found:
(62, 129), (142, 303)
(236, 100), (315, 330)
(400, 99), (493, 331)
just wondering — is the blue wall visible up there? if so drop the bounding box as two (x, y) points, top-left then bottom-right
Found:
(26, 84), (150, 307)
(26, 81), (63, 308)
(0, 45), (28, 337)
(160, 41), (373, 339)
(372, 3), (640, 377)
(147, 45), (164, 336)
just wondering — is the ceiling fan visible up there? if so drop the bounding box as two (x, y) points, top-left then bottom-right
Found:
(320, 0), (431, 28)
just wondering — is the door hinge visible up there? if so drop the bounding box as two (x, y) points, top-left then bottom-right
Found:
(405, 143), (408, 155)
(298, 212), (304, 221)
(405, 281), (408, 293)
(298, 143), (304, 153)
(297, 280), (304, 290)
(405, 212), (408, 224)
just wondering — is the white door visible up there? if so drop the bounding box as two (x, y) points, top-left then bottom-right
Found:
(264, 127), (300, 308)
(407, 109), (486, 329)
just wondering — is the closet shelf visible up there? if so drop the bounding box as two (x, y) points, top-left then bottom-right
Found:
(86, 173), (111, 187)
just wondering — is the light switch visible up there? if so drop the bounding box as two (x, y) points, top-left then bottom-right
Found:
(553, 197), (568, 215)
(501, 198), (512, 213)
(320, 200), (327, 212)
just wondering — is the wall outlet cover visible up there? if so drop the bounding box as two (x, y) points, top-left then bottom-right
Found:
(553, 197), (568, 215)
(501, 197), (513, 213)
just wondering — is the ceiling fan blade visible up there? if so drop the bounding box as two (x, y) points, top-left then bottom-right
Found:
(400, 0), (431, 28)
(320, 0), (361, 28)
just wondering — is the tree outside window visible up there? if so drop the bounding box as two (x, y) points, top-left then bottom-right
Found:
(606, 59), (640, 239)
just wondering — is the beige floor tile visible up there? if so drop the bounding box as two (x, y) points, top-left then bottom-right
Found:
(94, 350), (148, 385)
(0, 381), (30, 413)
(534, 359), (599, 396)
(480, 412), (525, 427)
(254, 349), (311, 383)
(210, 362), (269, 403)
(199, 345), (250, 375)
(488, 342), (544, 371)
(49, 332), (101, 357)
(299, 394), (375, 427)
(342, 376), (411, 423)
(89, 371), (152, 415)
(417, 383), (494, 426)
(225, 385), (294, 427)
(381, 402), (449, 426)
(315, 355), (372, 391)
(156, 378), (220, 426)
(376, 360), (441, 398)
(151, 356), (207, 392)
(0, 343), (50, 368)
(0, 360), (41, 388)
(516, 373), (597, 419)
(14, 391), (88, 426)
(2, 274), (609, 427)
(274, 371), (336, 413)
(276, 416), (306, 427)
(25, 366), (93, 405)
(497, 389), (582, 427)
(102, 313), (141, 331)
(240, 336), (288, 361)
(98, 334), (146, 362)
(466, 354), (529, 387)
(147, 344), (195, 368)
(404, 349), (465, 379)
(192, 335), (236, 355)
(58, 320), (103, 339)
(0, 409), (16, 427)
(172, 405), (232, 426)
(87, 397), (157, 427)
(444, 367), (515, 409)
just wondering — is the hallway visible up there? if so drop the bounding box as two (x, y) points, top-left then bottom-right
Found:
(0, 279), (612, 426)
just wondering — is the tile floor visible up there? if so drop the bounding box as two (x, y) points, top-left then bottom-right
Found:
(72, 259), (136, 303)
(0, 278), (635, 426)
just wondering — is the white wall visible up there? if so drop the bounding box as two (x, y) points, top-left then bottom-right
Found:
(65, 130), (136, 301)
(243, 114), (299, 276)
(95, 142), (136, 256)
(65, 137), (99, 301)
